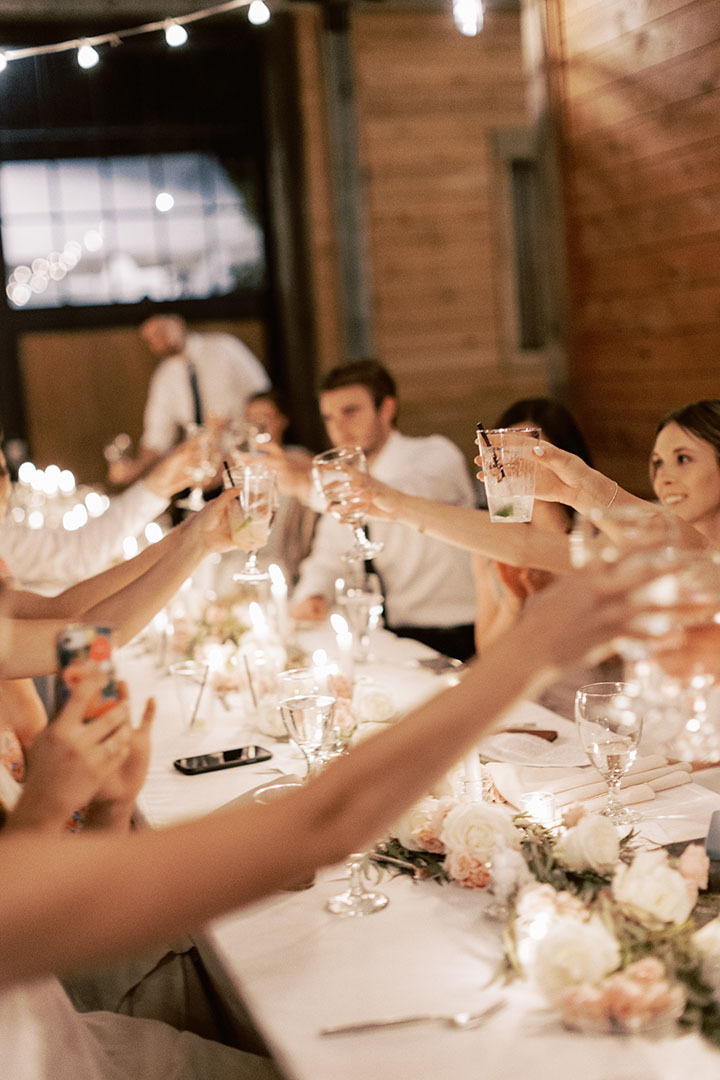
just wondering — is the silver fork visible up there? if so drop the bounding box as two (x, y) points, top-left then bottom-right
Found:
(319, 998), (504, 1036)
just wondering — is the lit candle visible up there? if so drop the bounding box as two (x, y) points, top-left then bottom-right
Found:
(463, 746), (484, 801)
(249, 601), (271, 644)
(330, 612), (354, 685)
(519, 791), (557, 827)
(269, 563), (288, 641)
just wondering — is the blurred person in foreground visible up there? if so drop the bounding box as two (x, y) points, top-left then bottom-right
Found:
(108, 314), (270, 488)
(0, 543), (668, 1078)
(290, 359), (478, 661)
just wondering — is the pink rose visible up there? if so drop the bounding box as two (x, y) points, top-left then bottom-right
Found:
(445, 850), (492, 889)
(560, 984), (610, 1027)
(624, 957), (666, 985)
(561, 804), (586, 829)
(678, 844), (709, 890)
(415, 796), (456, 854)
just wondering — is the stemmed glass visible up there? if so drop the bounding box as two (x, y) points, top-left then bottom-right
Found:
(312, 446), (383, 562)
(223, 461), (278, 581)
(279, 693), (336, 777)
(335, 572), (384, 662)
(176, 423), (218, 512)
(575, 682), (643, 825)
(326, 853), (389, 918)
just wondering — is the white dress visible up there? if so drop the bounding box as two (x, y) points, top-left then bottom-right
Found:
(0, 977), (281, 1080)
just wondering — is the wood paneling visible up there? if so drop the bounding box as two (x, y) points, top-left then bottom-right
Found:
(20, 319), (266, 485)
(548, 0), (720, 494)
(348, 9), (545, 463)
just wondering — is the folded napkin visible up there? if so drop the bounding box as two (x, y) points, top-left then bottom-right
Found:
(487, 756), (692, 812)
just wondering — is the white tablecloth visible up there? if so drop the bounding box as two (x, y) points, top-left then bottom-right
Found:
(126, 626), (720, 1080)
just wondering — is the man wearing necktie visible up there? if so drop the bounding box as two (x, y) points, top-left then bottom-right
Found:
(108, 314), (270, 488)
(291, 359), (477, 661)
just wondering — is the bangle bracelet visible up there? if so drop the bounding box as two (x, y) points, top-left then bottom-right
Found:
(604, 481), (619, 514)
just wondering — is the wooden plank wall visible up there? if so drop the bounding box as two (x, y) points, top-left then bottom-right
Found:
(20, 319), (267, 484)
(351, 9), (549, 463)
(551, 0), (720, 494)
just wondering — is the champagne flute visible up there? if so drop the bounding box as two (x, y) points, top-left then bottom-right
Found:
(223, 461), (278, 581)
(575, 682), (643, 825)
(312, 446), (383, 562)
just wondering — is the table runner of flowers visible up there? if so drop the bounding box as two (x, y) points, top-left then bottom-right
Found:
(375, 796), (720, 1047)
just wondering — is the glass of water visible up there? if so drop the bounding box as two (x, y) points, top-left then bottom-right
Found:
(575, 682), (643, 825)
(279, 693), (336, 777)
(476, 425), (540, 523)
(335, 573), (384, 662)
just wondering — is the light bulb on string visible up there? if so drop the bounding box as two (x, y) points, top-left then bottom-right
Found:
(77, 42), (100, 69)
(165, 21), (188, 47)
(452, 0), (484, 37)
(248, 0), (271, 26)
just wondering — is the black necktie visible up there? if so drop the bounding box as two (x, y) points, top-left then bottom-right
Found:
(188, 362), (203, 426)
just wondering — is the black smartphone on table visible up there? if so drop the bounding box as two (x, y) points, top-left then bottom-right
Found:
(173, 745), (273, 775)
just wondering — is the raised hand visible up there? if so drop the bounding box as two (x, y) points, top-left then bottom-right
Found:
(11, 669), (132, 833)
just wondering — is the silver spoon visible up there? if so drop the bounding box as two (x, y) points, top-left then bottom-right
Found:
(319, 999), (504, 1036)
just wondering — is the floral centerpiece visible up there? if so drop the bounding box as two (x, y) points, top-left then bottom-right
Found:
(377, 796), (720, 1047)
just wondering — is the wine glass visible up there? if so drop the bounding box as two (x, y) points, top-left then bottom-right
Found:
(335, 572), (384, 662)
(312, 446), (383, 562)
(326, 852), (389, 918)
(575, 682), (643, 825)
(175, 423), (218, 512)
(223, 461), (278, 581)
(279, 693), (336, 777)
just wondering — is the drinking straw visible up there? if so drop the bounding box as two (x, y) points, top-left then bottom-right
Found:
(242, 652), (259, 709)
(224, 459), (236, 486)
(476, 421), (506, 480)
(189, 665), (209, 729)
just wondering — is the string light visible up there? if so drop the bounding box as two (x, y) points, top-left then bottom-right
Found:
(0, 2), (258, 69)
(247, 0), (271, 25)
(77, 42), (100, 69)
(164, 20), (189, 47)
(452, 0), (484, 37)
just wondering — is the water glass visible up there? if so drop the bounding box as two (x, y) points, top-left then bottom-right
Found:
(279, 693), (336, 776)
(312, 446), (383, 561)
(169, 659), (211, 733)
(575, 682), (643, 825)
(335, 574), (383, 662)
(476, 426), (539, 523)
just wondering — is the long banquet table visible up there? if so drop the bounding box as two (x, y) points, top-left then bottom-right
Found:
(124, 624), (720, 1080)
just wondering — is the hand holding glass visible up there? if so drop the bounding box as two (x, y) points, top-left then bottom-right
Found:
(476, 426), (539, 523)
(175, 423), (218, 512)
(312, 446), (383, 561)
(223, 462), (278, 581)
(575, 682), (643, 825)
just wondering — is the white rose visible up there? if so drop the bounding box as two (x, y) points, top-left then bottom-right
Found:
(392, 797), (444, 852)
(530, 916), (620, 998)
(554, 814), (620, 875)
(440, 801), (520, 862)
(694, 917), (720, 1000)
(352, 682), (396, 725)
(612, 850), (695, 926)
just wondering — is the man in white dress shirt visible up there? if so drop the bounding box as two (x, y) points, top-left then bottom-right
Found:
(109, 314), (270, 487)
(290, 360), (478, 660)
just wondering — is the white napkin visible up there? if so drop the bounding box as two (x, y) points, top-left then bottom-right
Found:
(487, 756), (692, 811)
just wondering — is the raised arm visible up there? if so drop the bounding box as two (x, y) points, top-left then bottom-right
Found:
(361, 478), (573, 574)
(3, 491), (250, 677)
(0, 556), (661, 987)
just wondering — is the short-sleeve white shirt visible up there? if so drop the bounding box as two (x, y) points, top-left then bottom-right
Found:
(141, 332), (271, 454)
